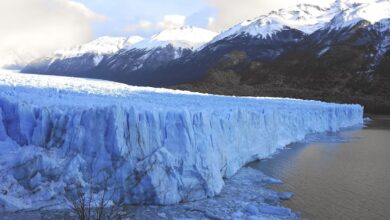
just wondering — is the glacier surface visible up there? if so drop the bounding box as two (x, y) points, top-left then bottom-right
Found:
(0, 71), (363, 210)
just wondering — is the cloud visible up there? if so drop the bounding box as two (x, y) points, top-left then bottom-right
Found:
(206, 0), (334, 31)
(125, 20), (154, 32)
(185, 7), (216, 28)
(125, 14), (187, 35)
(156, 15), (186, 30)
(0, 0), (102, 68)
(208, 17), (215, 27)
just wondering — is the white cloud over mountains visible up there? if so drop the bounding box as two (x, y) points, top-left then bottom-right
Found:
(0, 0), (103, 68)
(157, 15), (187, 30)
(125, 20), (154, 32)
(125, 15), (187, 33)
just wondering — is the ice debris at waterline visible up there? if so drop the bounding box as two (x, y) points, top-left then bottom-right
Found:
(1, 168), (301, 219)
(0, 71), (363, 210)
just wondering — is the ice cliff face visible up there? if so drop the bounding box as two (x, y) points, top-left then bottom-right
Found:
(0, 71), (363, 210)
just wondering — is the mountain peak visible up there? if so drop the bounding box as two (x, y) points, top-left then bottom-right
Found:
(132, 26), (218, 50)
(54, 36), (143, 59)
(208, 0), (390, 44)
(209, 3), (334, 44)
(125, 36), (145, 45)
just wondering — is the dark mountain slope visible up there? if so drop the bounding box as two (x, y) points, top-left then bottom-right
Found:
(173, 21), (390, 114)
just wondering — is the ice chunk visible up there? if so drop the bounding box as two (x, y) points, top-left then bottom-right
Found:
(277, 192), (294, 200)
(245, 204), (260, 215)
(261, 176), (283, 185)
(258, 205), (292, 216)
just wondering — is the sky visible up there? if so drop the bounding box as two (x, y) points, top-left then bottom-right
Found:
(75, 0), (331, 37)
(76, 0), (216, 37)
(0, 0), (335, 67)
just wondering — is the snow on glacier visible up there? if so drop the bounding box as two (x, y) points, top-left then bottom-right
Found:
(0, 71), (363, 210)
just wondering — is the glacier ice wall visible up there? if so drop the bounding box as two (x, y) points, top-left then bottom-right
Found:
(0, 72), (363, 209)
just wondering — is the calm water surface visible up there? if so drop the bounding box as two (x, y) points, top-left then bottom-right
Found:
(251, 115), (390, 220)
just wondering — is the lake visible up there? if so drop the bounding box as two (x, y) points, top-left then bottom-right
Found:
(250, 115), (390, 219)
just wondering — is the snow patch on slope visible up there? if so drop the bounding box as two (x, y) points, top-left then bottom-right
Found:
(371, 18), (390, 63)
(0, 71), (363, 210)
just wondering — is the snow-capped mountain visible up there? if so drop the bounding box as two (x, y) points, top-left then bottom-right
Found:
(174, 0), (390, 114)
(53, 36), (143, 60)
(22, 26), (217, 83)
(208, 4), (335, 45)
(208, 0), (389, 44)
(84, 27), (218, 86)
(192, 0), (390, 71)
(295, 0), (390, 72)
(329, 0), (390, 29)
(132, 26), (218, 50)
(22, 36), (143, 76)
(196, 3), (343, 64)
(169, 4), (341, 83)
(22, 0), (390, 95)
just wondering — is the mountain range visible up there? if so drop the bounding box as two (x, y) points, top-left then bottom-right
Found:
(23, 26), (218, 85)
(22, 0), (390, 113)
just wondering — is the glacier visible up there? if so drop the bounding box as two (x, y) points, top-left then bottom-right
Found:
(2, 167), (302, 219)
(0, 70), (363, 210)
